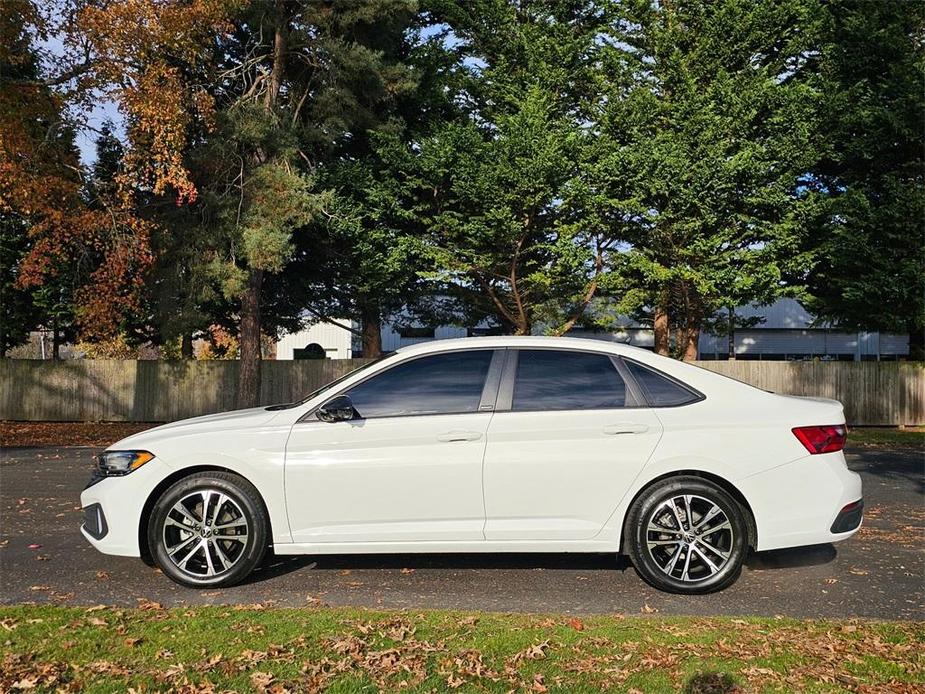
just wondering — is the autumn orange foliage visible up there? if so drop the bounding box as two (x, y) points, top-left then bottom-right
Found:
(76, 0), (233, 204)
(1, 0), (236, 338)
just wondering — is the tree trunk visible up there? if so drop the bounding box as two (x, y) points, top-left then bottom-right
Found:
(236, 269), (264, 409)
(653, 292), (670, 356)
(727, 305), (736, 360)
(676, 280), (701, 361)
(181, 333), (193, 359)
(909, 325), (924, 361)
(497, 314), (517, 335)
(51, 324), (61, 360)
(682, 325), (699, 361)
(265, 0), (285, 110)
(234, 1), (283, 408)
(360, 303), (382, 358)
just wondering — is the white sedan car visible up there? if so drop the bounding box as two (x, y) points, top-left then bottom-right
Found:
(81, 337), (862, 594)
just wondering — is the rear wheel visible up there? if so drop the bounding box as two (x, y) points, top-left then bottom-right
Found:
(626, 476), (748, 594)
(148, 472), (268, 588)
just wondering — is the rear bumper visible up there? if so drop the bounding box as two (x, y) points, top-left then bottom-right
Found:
(740, 450), (863, 551)
(830, 498), (863, 534)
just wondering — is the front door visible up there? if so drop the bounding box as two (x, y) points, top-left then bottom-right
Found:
(483, 348), (663, 541)
(285, 349), (501, 544)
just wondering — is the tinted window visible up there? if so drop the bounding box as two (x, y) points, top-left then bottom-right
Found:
(625, 360), (700, 407)
(345, 350), (493, 418)
(512, 350), (627, 411)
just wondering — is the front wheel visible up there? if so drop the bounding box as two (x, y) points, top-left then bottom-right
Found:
(148, 471), (268, 588)
(626, 476), (749, 594)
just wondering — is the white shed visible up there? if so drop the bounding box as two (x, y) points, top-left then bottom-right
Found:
(275, 319), (356, 360)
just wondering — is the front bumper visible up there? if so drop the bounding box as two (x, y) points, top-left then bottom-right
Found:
(79, 460), (162, 557)
(82, 503), (108, 540)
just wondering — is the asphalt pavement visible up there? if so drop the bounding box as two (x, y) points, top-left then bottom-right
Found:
(1, 444), (922, 619)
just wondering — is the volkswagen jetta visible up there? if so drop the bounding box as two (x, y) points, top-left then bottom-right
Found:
(80, 337), (863, 594)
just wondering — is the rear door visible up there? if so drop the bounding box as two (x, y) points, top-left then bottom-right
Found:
(482, 349), (663, 541)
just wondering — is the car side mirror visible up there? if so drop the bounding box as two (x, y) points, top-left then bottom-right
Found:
(316, 395), (356, 423)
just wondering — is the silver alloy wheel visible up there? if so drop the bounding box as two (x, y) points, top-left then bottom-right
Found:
(162, 489), (249, 579)
(645, 494), (734, 582)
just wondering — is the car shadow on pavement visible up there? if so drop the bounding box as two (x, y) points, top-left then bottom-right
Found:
(242, 546), (836, 586)
(243, 551), (631, 586)
(746, 543), (836, 570)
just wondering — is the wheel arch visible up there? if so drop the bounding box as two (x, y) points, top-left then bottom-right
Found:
(619, 470), (757, 553)
(138, 465), (273, 565)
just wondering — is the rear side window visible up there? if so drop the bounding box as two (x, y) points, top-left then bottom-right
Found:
(513, 350), (627, 411)
(345, 350), (493, 418)
(625, 360), (700, 407)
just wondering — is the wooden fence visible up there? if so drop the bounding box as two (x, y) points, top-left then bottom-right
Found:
(695, 361), (923, 426)
(0, 359), (372, 424)
(0, 358), (922, 425)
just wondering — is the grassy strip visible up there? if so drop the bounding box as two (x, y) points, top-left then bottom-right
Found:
(848, 427), (924, 450)
(0, 605), (922, 693)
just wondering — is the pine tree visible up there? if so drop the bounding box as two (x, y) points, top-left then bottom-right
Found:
(78, 0), (423, 403)
(386, 0), (615, 334)
(594, 0), (825, 358)
(804, 0), (925, 357)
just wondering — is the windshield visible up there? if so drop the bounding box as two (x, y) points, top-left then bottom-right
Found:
(264, 354), (392, 411)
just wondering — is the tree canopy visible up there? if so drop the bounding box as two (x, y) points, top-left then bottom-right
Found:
(1, 0), (921, 387)
(802, 0), (924, 355)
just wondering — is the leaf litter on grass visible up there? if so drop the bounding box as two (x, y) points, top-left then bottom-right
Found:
(0, 606), (921, 693)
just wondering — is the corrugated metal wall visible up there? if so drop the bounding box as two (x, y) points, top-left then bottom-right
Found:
(276, 320), (355, 359)
(381, 325), (468, 353)
(697, 330), (908, 358)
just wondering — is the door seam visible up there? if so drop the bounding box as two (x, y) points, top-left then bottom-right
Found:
(479, 411), (495, 540)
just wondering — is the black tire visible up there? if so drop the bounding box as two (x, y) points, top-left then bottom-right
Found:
(625, 476), (748, 594)
(148, 471), (268, 588)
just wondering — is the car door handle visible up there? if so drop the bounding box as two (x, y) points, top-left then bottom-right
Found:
(436, 430), (483, 442)
(603, 423), (650, 435)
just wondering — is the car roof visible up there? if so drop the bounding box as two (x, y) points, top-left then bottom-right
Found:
(394, 335), (650, 357)
(386, 335), (765, 401)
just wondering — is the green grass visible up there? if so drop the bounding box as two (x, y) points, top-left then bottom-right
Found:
(1, 605), (922, 693)
(848, 426), (924, 449)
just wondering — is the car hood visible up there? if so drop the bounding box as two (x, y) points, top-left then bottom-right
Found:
(106, 406), (281, 451)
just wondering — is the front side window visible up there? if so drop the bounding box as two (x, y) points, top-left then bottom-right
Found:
(344, 350), (493, 418)
(624, 360), (701, 407)
(512, 350), (628, 411)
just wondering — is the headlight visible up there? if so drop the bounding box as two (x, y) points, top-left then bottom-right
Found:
(96, 450), (155, 477)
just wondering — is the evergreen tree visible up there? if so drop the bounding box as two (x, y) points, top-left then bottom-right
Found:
(804, 0), (924, 357)
(0, 216), (40, 354)
(79, 0), (424, 401)
(276, 2), (437, 358)
(386, 0), (616, 335)
(594, 0), (825, 358)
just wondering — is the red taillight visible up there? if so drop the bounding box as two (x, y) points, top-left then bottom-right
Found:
(792, 425), (847, 454)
